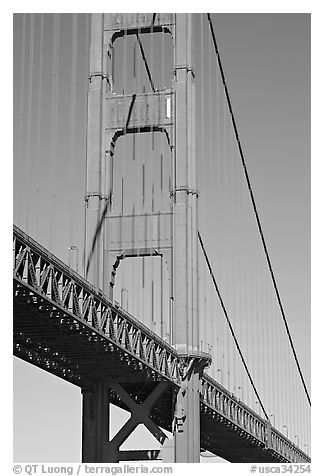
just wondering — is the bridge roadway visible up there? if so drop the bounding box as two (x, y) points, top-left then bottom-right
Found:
(13, 225), (310, 463)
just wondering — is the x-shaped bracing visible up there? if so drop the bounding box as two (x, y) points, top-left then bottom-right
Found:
(103, 381), (169, 461)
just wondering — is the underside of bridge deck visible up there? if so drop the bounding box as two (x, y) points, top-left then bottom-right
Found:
(13, 279), (177, 393)
(13, 275), (309, 464)
(201, 405), (290, 463)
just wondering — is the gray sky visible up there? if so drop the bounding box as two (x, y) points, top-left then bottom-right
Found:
(12, 12), (311, 462)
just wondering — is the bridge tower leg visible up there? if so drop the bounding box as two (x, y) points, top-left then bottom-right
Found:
(83, 13), (210, 463)
(172, 13), (203, 463)
(84, 13), (110, 292)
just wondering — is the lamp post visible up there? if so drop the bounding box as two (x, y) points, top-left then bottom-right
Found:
(283, 425), (288, 438)
(68, 245), (79, 273)
(217, 368), (223, 385)
(237, 386), (244, 402)
(270, 414), (276, 427)
(121, 288), (128, 311)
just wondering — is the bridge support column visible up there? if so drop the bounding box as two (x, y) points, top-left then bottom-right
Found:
(173, 371), (200, 461)
(171, 356), (210, 462)
(82, 381), (170, 463)
(82, 383), (115, 462)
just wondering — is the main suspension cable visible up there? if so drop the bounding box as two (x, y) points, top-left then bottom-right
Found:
(206, 13), (311, 407)
(198, 231), (269, 420)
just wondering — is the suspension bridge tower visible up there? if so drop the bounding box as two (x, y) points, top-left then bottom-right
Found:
(83, 13), (210, 463)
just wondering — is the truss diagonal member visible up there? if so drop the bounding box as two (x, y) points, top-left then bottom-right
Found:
(110, 382), (138, 413)
(109, 415), (139, 449)
(14, 246), (27, 275)
(142, 417), (166, 445)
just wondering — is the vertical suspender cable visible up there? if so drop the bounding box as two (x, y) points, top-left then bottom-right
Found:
(132, 18), (139, 316)
(17, 14), (27, 228)
(266, 267), (273, 418)
(24, 14), (35, 234)
(269, 275), (276, 422)
(161, 22), (167, 339)
(251, 243), (256, 410)
(68, 14), (78, 266)
(245, 176), (252, 407)
(236, 142), (244, 401)
(34, 13), (44, 240)
(261, 241), (267, 413)
(133, 38), (136, 162)
(150, 20), (154, 151)
(122, 20), (127, 266)
(289, 336), (294, 444)
(207, 12), (214, 358)
(48, 13), (60, 252)
(274, 287), (281, 429)
(83, 13), (90, 278)
(131, 19), (137, 316)
(229, 123), (236, 393)
(262, 264), (268, 415)
(215, 16), (222, 373)
(254, 252), (260, 412)
(223, 85), (231, 391)
(157, 70), (163, 337)
(296, 364), (302, 447)
(132, 33), (138, 304)
(206, 15), (214, 358)
(149, 20), (155, 332)
(199, 14), (207, 352)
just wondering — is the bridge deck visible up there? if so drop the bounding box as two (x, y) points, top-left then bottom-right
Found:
(13, 225), (310, 463)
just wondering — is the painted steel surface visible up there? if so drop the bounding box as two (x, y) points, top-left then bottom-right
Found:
(13, 225), (310, 463)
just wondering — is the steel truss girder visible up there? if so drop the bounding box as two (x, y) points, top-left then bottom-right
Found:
(13, 226), (181, 384)
(201, 375), (310, 463)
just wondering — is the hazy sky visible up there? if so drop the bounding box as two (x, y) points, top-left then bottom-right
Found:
(12, 12), (311, 462)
